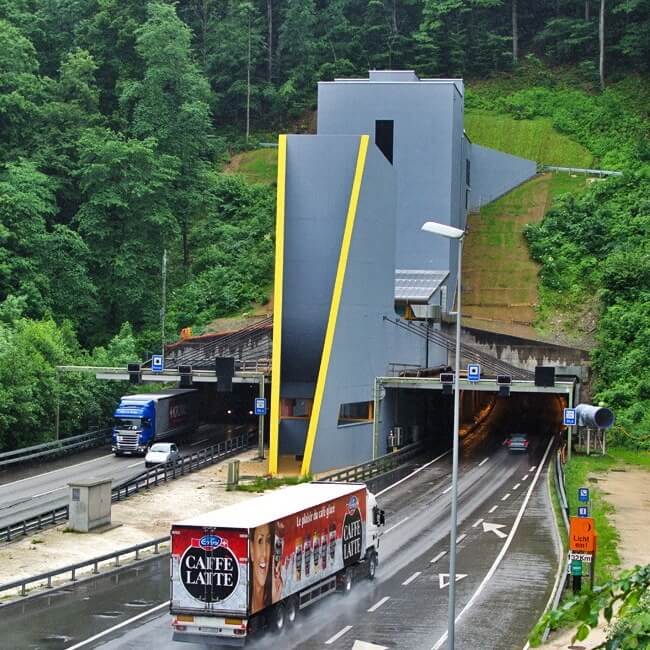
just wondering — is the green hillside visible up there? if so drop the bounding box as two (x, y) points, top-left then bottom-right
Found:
(226, 148), (278, 185)
(465, 112), (593, 167)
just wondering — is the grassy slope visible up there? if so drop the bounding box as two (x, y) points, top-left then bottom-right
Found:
(465, 111), (594, 167)
(225, 148), (278, 185)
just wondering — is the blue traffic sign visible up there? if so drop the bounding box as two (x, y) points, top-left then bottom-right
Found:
(578, 487), (590, 503)
(152, 354), (164, 372)
(578, 506), (589, 517)
(467, 364), (481, 382)
(254, 398), (267, 416)
(563, 408), (577, 426)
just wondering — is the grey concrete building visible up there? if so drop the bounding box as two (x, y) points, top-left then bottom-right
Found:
(269, 71), (537, 475)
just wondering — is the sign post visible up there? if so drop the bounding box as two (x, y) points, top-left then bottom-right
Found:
(569, 515), (596, 594)
(254, 393), (267, 460)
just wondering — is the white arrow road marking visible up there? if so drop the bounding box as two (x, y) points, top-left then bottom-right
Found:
(352, 641), (389, 650)
(482, 522), (508, 538)
(439, 573), (468, 589)
(430, 550), (447, 564)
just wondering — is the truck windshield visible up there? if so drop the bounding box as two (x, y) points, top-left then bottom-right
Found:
(114, 418), (141, 429)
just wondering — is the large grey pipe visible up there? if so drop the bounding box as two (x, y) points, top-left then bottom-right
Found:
(575, 404), (615, 429)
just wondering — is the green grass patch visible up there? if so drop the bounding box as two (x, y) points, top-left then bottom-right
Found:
(465, 111), (593, 168)
(236, 474), (312, 493)
(227, 148), (278, 185)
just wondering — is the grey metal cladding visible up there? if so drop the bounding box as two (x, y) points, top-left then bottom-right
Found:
(469, 144), (537, 210)
(280, 135), (359, 386)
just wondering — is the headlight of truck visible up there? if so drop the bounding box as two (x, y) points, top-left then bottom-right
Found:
(117, 435), (122, 442)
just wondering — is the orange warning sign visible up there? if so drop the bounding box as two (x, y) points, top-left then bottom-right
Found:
(569, 516), (596, 553)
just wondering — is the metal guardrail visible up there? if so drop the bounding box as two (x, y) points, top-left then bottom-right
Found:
(0, 432), (257, 545)
(0, 536), (169, 601)
(542, 165), (623, 177)
(112, 432), (256, 501)
(0, 428), (112, 469)
(554, 447), (570, 531)
(319, 442), (425, 484)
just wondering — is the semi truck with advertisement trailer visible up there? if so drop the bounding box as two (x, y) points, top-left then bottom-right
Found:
(170, 481), (385, 645)
(111, 389), (198, 456)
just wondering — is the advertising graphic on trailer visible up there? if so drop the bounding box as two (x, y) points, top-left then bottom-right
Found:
(171, 490), (366, 616)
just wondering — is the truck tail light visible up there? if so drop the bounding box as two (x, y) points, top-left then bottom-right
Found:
(234, 629), (246, 636)
(524, 440), (529, 447)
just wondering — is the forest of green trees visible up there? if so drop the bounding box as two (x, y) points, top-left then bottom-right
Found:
(0, 0), (649, 449)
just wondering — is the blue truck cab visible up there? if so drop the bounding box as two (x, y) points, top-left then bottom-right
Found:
(112, 389), (198, 456)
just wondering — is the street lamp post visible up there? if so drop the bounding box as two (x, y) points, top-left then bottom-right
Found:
(421, 220), (465, 650)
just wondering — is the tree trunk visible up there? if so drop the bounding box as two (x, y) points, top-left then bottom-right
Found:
(267, 0), (273, 82)
(512, 0), (518, 63)
(585, 0), (590, 21)
(246, 12), (251, 141)
(599, 0), (605, 90)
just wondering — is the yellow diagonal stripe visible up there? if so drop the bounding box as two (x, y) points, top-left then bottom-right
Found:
(301, 135), (369, 476)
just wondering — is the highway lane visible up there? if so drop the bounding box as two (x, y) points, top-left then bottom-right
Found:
(0, 424), (254, 529)
(0, 433), (560, 649)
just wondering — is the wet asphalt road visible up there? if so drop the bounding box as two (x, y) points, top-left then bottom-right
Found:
(0, 434), (561, 650)
(0, 424), (254, 529)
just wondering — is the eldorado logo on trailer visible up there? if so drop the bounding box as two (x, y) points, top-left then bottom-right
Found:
(180, 536), (239, 602)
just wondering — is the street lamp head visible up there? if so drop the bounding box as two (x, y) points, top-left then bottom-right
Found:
(421, 221), (465, 240)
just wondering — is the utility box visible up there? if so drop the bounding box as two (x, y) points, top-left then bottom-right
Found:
(226, 460), (240, 491)
(68, 478), (112, 532)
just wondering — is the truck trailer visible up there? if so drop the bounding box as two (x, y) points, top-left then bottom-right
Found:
(170, 481), (385, 645)
(111, 389), (198, 456)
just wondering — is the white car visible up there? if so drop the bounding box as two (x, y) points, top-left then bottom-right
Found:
(145, 443), (180, 468)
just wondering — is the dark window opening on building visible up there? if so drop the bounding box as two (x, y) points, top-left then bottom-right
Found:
(465, 189), (469, 209)
(375, 120), (394, 164)
(338, 401), (373, 426)
(280, 398), (312, 418)
(465, 159), (471, 186)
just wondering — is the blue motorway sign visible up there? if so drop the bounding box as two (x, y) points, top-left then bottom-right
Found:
(254, 397), (267, 416)
(578, 506), (589, 517)
(467, 364), (481, 382)
(152, 354), (164, 372)
(563, 408), (577, 426)
(578, 487), (590, 503)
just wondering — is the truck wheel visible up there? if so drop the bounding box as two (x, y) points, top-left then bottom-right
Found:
(285, 597), (298, 625)
(367, 552), (377, 580)
(271, 603), (285, 633)
(341, 568), (353, 594)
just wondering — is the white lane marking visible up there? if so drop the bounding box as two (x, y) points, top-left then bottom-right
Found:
(367, 596), (390, 613)
(190, 438), (208, 447)
(455, 533), (466, 544)
(384, 516), (410, 535)
(1, 454), (115, 488)
(501, 493), (511, 501)
(513, 483), (521, 490)
(376, 449), (451, 497)
(438, 573), (467, 589)
(442, 485), (452, 494)
(472, 518), (484, 528)
(430, 551), (447, 564)
(482, 522), (508, 538)
(488, 505), (498, 513)
(431, 437), (554, 650)
(522, 474), (529, 481)
(31, 486), (66, 499)
(65, 601), (169, 649)
(529, 466), (537, 472)
(325, 625), (353, 645)
(478, 457), (489, 467)
(402, 571), (421, 586)
(128, 461), (143, 468)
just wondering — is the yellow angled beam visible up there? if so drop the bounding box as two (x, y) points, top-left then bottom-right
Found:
(301, 135), (369, 476)
(269, 135), (287, 476)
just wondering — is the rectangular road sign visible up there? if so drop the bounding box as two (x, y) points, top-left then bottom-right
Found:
(152, 354), (164, 372)
(571, 559), (583, 577)
(563, 408), (577, 426)
(569, 552), (593, 563)
(570, 516), (595, 552)
(467, 364), (480, 382)
(578, 505), (589, 517)
(578, 487), (589, 502)
(254, 397), (267, 416)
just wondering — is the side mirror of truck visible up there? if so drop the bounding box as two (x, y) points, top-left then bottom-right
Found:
(373, 507), (386, 526)
(379, 509), (385, 526)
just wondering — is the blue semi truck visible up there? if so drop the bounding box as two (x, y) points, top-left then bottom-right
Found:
(112, 389), (198, 456)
